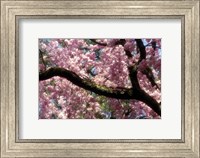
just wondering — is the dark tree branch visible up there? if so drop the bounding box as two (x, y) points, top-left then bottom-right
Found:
(114, 39), (132, 58)
(39, 39), (161, 116)
(135, 39), (160, 90)
(126, 39), (161, 116)
(39, 49), (47, 71)
(90, 39), (133, 58)
(128, 65), (140, 89)
(103, 39), (161, 115)
(127, 65), (161, 116)
(126, 65), (161, 115)
(39, 67), (161, 116)
(137, 89), (161, 116)
(142, 67), (160, 90)
(89, 39), (107, 46)
(39, 67), (133, 99)
(116, 39), (139, 88)
(115, 39), (126, 46)
(135, 39), (146, 63)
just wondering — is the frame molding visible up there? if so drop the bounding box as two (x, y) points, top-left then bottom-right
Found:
(1, 0), (199, 157)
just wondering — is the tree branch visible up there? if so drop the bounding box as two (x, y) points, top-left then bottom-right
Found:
(128, 65), (140, 89)
(39, 67), (133, 99)
(127, 65), (161, 116)
(107, 39), (161, 115)
(39, 67), (161, 116)
(126, 39), (161, 116)
(142, 67), (160, 90)
(39, 49), (47, 71)
(39, 39), (161, 116)
(135, 39), (146, 63)
(89, 39), (107, 46)
(135, 39), (160, 90)
(137, 89), (161, 116)
(115, 39), (132, 58)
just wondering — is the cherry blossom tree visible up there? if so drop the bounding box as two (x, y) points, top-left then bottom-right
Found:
(39, 38), (161, 119)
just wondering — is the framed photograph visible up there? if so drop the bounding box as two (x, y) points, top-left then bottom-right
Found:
(1, 0), (199, 157)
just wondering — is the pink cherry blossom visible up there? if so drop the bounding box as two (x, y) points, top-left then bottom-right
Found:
(39, 38), (161, 119)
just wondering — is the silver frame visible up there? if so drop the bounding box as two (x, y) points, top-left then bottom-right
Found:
(1, 1), (199, 157)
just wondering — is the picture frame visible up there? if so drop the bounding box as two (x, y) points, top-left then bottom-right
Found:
(0, 0), (199, 157)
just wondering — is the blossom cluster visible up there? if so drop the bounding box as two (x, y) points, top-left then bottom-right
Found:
(39, 38), (161, 119)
